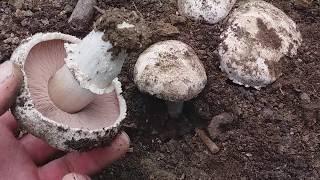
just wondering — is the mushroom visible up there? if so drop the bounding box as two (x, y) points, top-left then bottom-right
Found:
(177, 0), (237, 24)
(11, 8), (179, 151)
(134, 40), (207, 118)
(11, 32), (127, 151)
(219, 0), (302, 89)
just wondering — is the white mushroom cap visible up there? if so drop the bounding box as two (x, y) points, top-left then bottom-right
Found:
(134, 40), (207, 102)
(219, 0), (302, 89)
(10, 32), (127, 151)
(177, 0), (237, 24)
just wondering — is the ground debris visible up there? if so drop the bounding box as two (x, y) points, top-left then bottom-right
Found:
(195, 128), (219, 154)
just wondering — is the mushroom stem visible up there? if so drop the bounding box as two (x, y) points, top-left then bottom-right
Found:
(48, 30), (126, 113)
(48, 65), (95, 113)
(166, 101), (184, 118)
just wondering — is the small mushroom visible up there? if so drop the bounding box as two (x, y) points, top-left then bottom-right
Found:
(177, 0), (237, 24)
(134, 40), (207, 118)
(10, 32), (127, 151)
(219, 0), (302, 89)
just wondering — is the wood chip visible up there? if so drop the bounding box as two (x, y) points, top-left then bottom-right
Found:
(195, 128), (220, 154)
(68, 0), (97, 31)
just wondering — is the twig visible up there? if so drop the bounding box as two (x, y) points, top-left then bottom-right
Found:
(93, 5), (105, 14)
(68, 0), (97, 31)
(195, 128), (220, 154)
(131, 1), (144, 19)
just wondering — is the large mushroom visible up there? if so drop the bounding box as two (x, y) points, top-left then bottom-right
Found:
(134, 40), (207, 118)
(219, 0), (302, 89)
(11, 8), (179, 151)
(11, 32), (127, 151)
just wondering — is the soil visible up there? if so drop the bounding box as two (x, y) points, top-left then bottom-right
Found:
(1, 0), (320, 179)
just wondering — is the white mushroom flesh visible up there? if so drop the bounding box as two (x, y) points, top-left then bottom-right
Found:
(65, 30), (127, 94)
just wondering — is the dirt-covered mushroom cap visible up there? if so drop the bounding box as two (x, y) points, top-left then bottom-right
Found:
(219, 0), (302, 89)
(134, 40), (207, 102)
(177, 0), (237, 24)
(10, 32), (127, 151)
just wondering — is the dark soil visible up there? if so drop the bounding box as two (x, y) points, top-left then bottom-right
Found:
(1, 0), (320, 179)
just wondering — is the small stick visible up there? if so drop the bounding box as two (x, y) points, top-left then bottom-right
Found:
(68, 0), (97, 31)
(195, 128), (220, 154)
(131, 1), (144, 18)
(93, 5), (105, 14)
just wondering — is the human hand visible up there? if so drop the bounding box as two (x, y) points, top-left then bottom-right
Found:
(0, 61), (130, 180)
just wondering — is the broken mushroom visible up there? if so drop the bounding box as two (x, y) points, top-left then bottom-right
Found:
(11, 32), (127, 151)
(134, 40), (207, 118)
(219, 0), (302, 89)
(177, 0), (237, 24)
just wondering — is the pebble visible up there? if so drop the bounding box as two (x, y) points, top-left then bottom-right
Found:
(262, 108), (274, 119)
(15, 9), (33, 17)
(169, 14), (186, 25)
(8, 0), (24, 9)
(300, 92), (311, 103)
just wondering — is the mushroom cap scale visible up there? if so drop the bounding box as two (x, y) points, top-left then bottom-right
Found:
(134, 40), (207, 102)
(219, 0), (302, 89)
(178, 0), (237, 24)
(11, 32), (127, 151)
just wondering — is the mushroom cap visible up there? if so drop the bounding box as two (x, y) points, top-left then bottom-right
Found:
(177, 0), (237, 24)
(219, 0), (302, 89)
(10, 32), (127, 151)
(134, 40), (207, 102)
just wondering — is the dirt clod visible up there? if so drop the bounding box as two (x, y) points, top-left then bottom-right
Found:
(94, 8), (179, 52)
(207, 112), (234, 140)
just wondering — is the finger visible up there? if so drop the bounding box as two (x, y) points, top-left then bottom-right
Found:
(20, 134), (59, 165)
(0, 61), (23, 115)
(38, 132), (130, 180)
(0, 111), (18, 132)
(62, 173), (91, 180)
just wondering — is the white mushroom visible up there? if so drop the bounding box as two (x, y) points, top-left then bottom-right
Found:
(219, 0), (302, 89)
(134, 40), (207, 118)
(177, 0), (237, 24)
(11, 32), (127, 151)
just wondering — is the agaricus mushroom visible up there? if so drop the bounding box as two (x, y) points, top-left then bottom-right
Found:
(11, 8), (179, 151)
(11, 32), (127, 151)
(219, 0), (302, 89)
(177, 0), (237, 24)
(134, 40), (207, 118)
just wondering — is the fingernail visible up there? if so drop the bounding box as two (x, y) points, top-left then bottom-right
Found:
(121, 131), (130, 144)
(62, 173), (91, 180)
(0, 61), (13, 84)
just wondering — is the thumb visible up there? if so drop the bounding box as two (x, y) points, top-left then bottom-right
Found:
(62, 173), (91, 180)
(0, 61), (23, 115)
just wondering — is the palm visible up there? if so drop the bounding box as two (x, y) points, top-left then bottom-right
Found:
(0, 112), (129, 180)
(0, 115), (39, 179)
(0, 61), (129, 180)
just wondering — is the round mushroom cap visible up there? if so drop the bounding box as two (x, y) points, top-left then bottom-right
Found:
(134, 40), (207, 102)
(177, 0), (237, 24)
(10, 33), (127, 151)
(219, 0), (302, 89)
